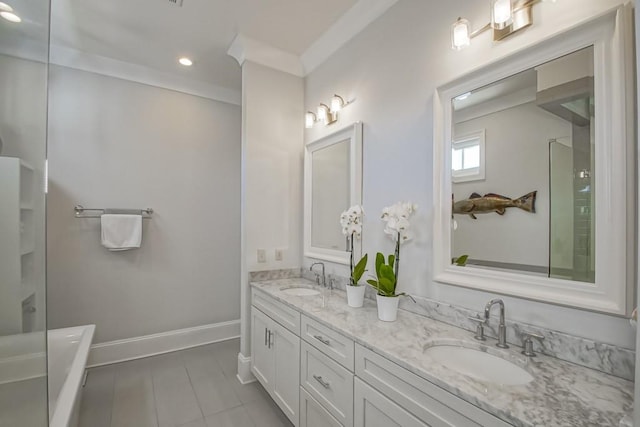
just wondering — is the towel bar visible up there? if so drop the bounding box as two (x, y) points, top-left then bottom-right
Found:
(74, 205), (153, 219)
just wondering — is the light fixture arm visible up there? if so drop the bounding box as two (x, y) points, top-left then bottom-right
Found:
(470, 22), (492, 38)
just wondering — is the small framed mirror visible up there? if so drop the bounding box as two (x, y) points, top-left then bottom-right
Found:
(304, 122), (363, 264)
(433, 8), (633, 315)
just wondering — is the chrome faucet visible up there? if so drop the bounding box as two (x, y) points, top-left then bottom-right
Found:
(484, 299), (509, 348)
(310, 262), (326, 288)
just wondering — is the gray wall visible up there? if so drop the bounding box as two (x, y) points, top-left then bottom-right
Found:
(303, 0), (634, 349)
(47, 66), (241, 344)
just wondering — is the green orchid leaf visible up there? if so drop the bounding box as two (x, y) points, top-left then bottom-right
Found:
(352, 254), (368, 282)
(388, 254), (395, 267)
(455, 255), (469, 266)
(375, 252), (384, 278)
(380, 264), (396, 283)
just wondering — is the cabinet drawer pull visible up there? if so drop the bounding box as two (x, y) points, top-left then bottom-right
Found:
(313, 374), (331, 389)
(268, 330), (274, 348)
(314, 335), (330, 346)
(264, 328), (268, 346)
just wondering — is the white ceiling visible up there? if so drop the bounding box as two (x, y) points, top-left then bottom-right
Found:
(49, 0), (360, 91)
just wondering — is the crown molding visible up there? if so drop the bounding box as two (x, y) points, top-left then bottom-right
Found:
(228, 0), (399, 78)
(50, 44), (241, 105)
(300, 0), (399, 74)
(227, 33), (305, 77)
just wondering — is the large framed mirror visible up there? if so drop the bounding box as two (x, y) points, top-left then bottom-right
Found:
(304, 122), (363, 264)
(433, 8), (633, 315)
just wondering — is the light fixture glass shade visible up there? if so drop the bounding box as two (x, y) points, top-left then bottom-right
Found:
(305, 112), (316, 129)
(0, 11), (20, 22)
(330, 95), (344, 112)
(178, 57), (193, 66)
(317, 104), (330, 125)
(451, 18), (471, 50)
(491, 0), (513, 30)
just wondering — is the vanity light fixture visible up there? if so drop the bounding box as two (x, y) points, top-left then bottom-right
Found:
(451, 18), (471, 50)
(178, 57), (193, 66)
(305, 112), (317, 129)
(305, 94), (353, 128)
(330, 94), (346, 112)
(0, 2), (20, 23)
(317, 103), (332, 125)
(451, 0), (555, 50)
(491, 0), (513, 30)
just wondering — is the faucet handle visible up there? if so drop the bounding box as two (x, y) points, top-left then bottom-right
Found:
(521, 331), (545, 357)
(468, 316), (486, 341)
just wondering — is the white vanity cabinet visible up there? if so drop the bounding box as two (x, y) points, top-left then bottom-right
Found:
(354, 345), (511, 427)
(251, 288), (513, 427)
(354, 378), (428, 427)
(300, 387), (343, 427)
(250, 292), (300, 426)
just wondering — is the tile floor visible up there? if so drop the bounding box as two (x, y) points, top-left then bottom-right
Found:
(79, 338), (294, 427)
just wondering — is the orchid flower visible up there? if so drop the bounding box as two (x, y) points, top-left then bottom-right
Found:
(340, 205), (364, 238)
(381, 201), (417, 244)
(340, 205), (365, 286)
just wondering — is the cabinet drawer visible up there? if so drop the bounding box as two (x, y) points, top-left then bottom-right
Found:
(301, 315), (354, 371)
(252, 288), (300, 335)
(355, 345), (511, 427)
(301, 342), (353, 427)
(300, 387), (343, 427)
(354, 378), (427, 427)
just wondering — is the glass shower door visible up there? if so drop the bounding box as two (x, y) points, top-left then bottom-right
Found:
(0, 0), (50, 425)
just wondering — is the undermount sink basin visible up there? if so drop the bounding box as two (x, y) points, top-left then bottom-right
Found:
(280, 286), (321, 296)
(425, 345), (533, 386)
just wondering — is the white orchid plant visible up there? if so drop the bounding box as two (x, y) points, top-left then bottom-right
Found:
(367, 202), (417, 297)
(340, 205), (368, 287)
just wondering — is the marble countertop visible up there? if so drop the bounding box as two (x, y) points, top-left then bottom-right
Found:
(251, 278), (634, 427)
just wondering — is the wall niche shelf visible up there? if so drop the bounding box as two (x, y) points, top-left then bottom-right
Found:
(0, 157), (37, 334)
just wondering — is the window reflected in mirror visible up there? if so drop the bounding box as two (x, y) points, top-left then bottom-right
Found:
(451, 46), (595, 283)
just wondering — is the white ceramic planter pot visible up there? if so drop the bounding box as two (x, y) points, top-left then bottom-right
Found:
(346, 285), (366, 308)
(376, 294), (400, 322)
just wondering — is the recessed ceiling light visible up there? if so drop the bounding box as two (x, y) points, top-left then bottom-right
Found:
(178, 57), (193, 67)
(0, 11), (20, 22)
(0, 2), (13, 12)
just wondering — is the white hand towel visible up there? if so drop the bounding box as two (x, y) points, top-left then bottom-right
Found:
(101, 214), (142, 251)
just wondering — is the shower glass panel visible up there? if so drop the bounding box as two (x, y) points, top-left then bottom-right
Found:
(549, 97), (595, 283)
(0, 0), (50, 425)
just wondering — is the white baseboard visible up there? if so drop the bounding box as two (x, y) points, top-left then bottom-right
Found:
(88, 320), (241, 367)
(236, 352), (256, 384)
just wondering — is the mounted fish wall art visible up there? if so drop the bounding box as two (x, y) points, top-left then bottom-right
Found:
(453, 191), (537, 219)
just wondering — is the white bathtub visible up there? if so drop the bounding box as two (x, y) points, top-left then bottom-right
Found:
(0, 324), (94, 427)
(0, 331), (47, 385)
(48, 324), (95, 427)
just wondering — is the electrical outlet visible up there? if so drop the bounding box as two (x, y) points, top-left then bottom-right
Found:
(275, 249), (283, 261)
(257, 249), (266, 263)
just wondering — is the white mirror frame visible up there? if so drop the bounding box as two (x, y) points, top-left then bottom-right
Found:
(304, 122), (363, 264)
(433, 7), (634, 315)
